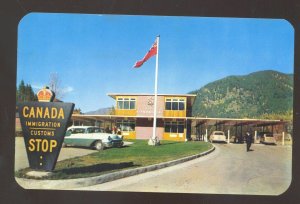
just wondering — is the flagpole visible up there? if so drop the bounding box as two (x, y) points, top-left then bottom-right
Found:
(149, 35), (160, 146)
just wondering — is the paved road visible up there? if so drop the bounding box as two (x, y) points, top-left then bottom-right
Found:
(14, 137), (97, 171)
(75, 143), (292, 195)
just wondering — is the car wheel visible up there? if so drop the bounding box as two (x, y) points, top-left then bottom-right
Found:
(94, 141), (104, 150)
(62, 142), (67, 148)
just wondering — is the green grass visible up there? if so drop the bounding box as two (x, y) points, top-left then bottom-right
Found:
(15, 140), (212, 180)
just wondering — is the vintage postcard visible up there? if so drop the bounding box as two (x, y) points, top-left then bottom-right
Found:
(14, 13), (293, 195)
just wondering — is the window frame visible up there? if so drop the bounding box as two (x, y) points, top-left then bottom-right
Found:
(116, 120), (136, 132)
(165, 97), (186, 111)
(164, 121), (185, 133)
(116, 97), (136, 110)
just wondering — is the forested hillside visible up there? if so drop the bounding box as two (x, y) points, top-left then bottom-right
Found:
(190, 70), (293, 119)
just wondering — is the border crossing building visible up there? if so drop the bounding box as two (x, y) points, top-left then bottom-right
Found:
(71, 93), (289, 142)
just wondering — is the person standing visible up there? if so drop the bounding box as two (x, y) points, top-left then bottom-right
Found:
(112, 126), (117, 134)
(245, 132), (253, 152)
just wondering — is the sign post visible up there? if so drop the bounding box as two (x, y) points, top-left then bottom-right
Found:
(18, 87), (74, 171)
(227, 129), (230, 144)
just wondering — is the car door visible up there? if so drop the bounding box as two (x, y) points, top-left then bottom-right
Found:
(67, 128), (87, 146)
(92, 127), (109, 143)
(85, 127), (97, 146)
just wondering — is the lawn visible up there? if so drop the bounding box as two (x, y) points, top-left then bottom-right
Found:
(15, 140), (212, 180)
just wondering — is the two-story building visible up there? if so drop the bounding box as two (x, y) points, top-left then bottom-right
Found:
(108, 93), (197, 141)
(70, 93), (288, 143)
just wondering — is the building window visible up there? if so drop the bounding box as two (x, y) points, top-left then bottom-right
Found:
(117, 97), (136, 110)
(164, 121), (185, 133)
(116, 120), (135, 131)
(165, 99), (171, 110)
(179, 99), (185, 110)
(165, 98), (185, 110)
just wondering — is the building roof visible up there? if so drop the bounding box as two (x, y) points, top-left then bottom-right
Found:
(107, 93), (197, 99)
(107, 93), (197, 105)
(71, 114), (288, 127)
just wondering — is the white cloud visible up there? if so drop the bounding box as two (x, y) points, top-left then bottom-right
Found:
(61, 86), (74, 94)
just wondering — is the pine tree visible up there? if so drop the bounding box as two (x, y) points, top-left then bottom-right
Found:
(16, 80), (37, 102)
(18, 80), (26, 102)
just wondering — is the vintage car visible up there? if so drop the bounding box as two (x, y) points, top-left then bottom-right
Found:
(258, 132), (276, 145)
(209, 131), (227, 143)
(63, 126), (124, 150)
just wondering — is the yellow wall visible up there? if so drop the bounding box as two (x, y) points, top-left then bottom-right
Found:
(163, 131), (186, 141)
(115, 96), (137, 116)
(163, 110), (186, 117)
(121, 131), (136, 139)
(115, 109), (137, 116)
(163, 96), (187, 117)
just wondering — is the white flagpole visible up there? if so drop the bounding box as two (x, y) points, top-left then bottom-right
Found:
(149, 35), (160, 145)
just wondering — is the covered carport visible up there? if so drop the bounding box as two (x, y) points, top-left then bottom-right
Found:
(71, 114), (289, 144)
(191, 117), (288, 144)
(71, 114), (138, 132)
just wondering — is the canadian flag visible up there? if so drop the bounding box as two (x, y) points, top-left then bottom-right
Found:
(133, 40), (157, 68)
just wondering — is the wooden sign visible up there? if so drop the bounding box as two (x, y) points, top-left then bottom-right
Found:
(18, 102), (74, 171)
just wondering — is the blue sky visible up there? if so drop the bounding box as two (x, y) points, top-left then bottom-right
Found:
(17, 13), (294, 112)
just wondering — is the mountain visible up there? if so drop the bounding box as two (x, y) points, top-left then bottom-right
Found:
(189, 70), (293, 118)
(85, 107), (114, 115)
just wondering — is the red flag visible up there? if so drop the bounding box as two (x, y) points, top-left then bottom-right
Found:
(134, 40), (157, 68)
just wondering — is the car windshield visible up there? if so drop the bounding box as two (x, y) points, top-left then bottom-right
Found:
(258, 132), (272, 137)
(65, 130), (72, 136)
(214, 132), (224, 135)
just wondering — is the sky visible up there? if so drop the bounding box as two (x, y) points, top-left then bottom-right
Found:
(17, 13), (294, 113)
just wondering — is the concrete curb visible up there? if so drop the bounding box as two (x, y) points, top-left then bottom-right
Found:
(15, 146), (215, 189)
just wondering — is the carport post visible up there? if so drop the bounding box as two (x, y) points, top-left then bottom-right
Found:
(205, 129), (208, 142)
(282, 132), (285, 146)
(254, 131), (257, 143)
(227, 129), (230, 144)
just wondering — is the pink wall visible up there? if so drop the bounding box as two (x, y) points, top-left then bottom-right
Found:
(136, 95), (164, 117)
(136, 118), (164, 140)
(136, 127), (164, 140)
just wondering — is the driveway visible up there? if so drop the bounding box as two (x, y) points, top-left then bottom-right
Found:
(14, 137), (97, 171)
(75, 143), (292, 195)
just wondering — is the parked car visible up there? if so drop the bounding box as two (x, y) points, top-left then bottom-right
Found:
(285, 133), (292, 141)
(209, 131), (227, 143)
(258, 132), (276, 145)
(63, 126), (124, 150)
(229, 135), (236, 143)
